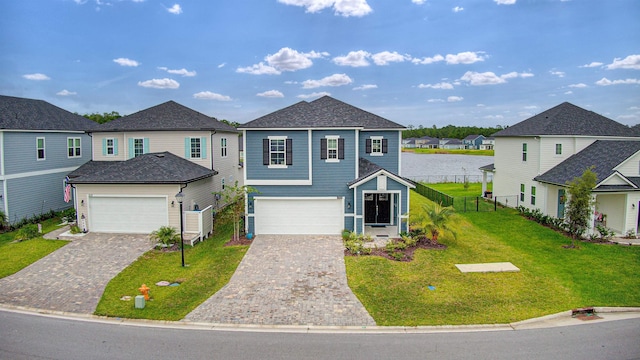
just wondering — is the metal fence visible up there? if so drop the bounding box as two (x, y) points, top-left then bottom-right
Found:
(408, 174), (493, 184)
(413, 183), (520, 213)
(413, 183), (454, 207)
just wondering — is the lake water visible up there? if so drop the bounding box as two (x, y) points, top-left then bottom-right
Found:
(401, 152), (494, 183)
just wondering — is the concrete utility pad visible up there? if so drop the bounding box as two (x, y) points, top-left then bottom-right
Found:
(455, 262), (520, 273)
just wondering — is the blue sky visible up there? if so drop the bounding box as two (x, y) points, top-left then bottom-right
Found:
(2, 0), (639, 128)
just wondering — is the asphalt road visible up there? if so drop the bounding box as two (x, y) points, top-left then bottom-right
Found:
(1, 310), (639, 360)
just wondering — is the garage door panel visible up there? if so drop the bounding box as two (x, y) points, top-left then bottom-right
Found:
(254, 198), (343, 235)
(89, 196), (167, 233)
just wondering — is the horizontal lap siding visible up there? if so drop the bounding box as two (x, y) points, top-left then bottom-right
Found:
(5, 172), (72, 223)
(3, 132), (91, 174)
(359, 130), (400, 173)
(211, 132), (243, 204)
(245, 130), (309, 181)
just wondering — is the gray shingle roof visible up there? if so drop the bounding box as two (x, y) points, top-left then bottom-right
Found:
(534, 140), (640, 187)
(493, 102), (635, 137)
(241, 96), (405, 129)
(0, 95), (98, 131)
(348, 157), (415, 186)
(68, 151), (216, 184)
(97, 101), (237, 133)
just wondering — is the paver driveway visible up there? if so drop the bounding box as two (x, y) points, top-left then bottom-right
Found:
(0, 230), (153, 314)
(184, 235), (376, 326)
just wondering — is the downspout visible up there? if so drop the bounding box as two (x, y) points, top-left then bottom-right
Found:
(210, 130), (216, 171)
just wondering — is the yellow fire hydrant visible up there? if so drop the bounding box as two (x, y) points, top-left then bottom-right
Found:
(138, 284), (150, 301)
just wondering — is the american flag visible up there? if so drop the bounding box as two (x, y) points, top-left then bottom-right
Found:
(64, 177), (71, 203)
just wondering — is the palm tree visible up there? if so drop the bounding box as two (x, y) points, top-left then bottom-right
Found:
(412, 202), (457, 244)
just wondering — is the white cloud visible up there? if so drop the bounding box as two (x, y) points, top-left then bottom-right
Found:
(523, 105), (538, 110)
(460, 71), (532, 85)
(484, 114), (505, 119)
(56, 89), (77, 96)
(353, 84), (377, 90)
(606, 55), (640, 70)
(266, 47), (314, 71)
(113, 58), (140, 67)
(236, 62), (281, 75)
(257, 90), (285, 98)
(453, 6), (464, 12)
(297, 91), (331, 99)
(446, 52), (486, 64)
(193, 91), (232, 101)
(218, 63), (226, 68)
(595, 77), (640, 86)
(427, 99), (444, 103)
(333, 50), (371, 67)
(302, 73), (353, 88)
(579, 61), (603, 68)
(278, 0), (372, 17)
(550, 70), (565, 77)
(494, 0), (516, 4)
(412, 0), (426, 4)
(418, 82), (454, 89)
(22, 73), (50, 80)
(158, 67), (196, 77)
(569, 83), (587, 88)
(167, 4), (182, 14)
(137, 78), (180, 89)
(371, 51), (409, 65)
(447, 96), (463, 102)
(411, 54), (444, 65)
(564, 91), (573, 95)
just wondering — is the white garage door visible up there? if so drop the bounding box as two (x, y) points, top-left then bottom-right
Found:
(254, 198), (343, 235)
(88, 196), (168, 233)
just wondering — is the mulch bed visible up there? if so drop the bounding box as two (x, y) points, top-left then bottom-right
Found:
(224, 235), (253, 247)
(346, 240), (447, 262)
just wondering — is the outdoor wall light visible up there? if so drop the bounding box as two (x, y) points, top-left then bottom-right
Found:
(171, 200), (175, 207)
(632, 203), (636, 210)
(347, 202), (351, 209)
(248, 200), (253, 210)
(80, 200), (84, 206)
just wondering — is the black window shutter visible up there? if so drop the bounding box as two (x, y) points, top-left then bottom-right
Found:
(382, 139), (388, 153)
(286, 139), (293, 165)
(263, 139), (269, 165)
(338, 138), (345, 159)
(365, 139), (372, 153)
(320, 138), (327, 159)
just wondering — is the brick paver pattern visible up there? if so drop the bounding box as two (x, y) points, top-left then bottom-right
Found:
(0, 230), (153, 314)
(185, 235), (376, 326)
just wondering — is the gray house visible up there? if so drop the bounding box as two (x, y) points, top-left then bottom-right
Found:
(0, 95), (97, 224)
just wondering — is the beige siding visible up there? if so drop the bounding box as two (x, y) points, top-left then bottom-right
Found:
(182, 177), (215, 212)
(211, 132), (243, 208)
(595, 193), (626, 233)
(493, 137), (542, 209)
(625, 193), (640, 235)
(614, 151), (640, 176)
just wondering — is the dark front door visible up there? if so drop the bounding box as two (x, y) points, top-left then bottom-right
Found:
(557, 189), (566, 218)
(364, 193), (391, 225)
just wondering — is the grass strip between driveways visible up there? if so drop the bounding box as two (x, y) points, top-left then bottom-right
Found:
(0, 218), (69, 279)
(345, 188), (640, 326)
(94, 220), (248, 321)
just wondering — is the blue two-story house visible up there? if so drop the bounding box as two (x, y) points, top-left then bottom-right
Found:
(240, 96), (414, 236)
(0, 95), (96, 224)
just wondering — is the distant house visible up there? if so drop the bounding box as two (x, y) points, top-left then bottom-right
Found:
(240, 96), (414, 236)
(483, 102), (640, 236)
(416, 136), (439, 149)
(0, 95), (97, 224)
(69, 101), (241, 235)
(479, 137), (495, 150)
(462, 135), (485, 149)
(440, 138), (465, 150)
(402, 137), (417, 148)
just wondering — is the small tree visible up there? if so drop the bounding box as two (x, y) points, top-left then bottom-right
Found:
(411, 202), (457, 244)
(215, 181), (258, 242)
(564, 167), (597, 247)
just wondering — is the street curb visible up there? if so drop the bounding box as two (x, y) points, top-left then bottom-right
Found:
(1, 304), (639, 334)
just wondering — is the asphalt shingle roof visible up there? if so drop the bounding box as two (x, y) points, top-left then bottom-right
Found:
(97, 100), (237, 133)
(348, 157), (415, 186)
(0, 95), (98, 131)
(241, 96), (405, 130)
(493, 102), (635, 137)
(68, 151), (216, 184)
(534, 140), (640, 187)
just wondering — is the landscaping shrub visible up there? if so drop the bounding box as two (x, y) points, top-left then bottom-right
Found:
(14, 224), (40, 242)
(343, 232), (372, 255)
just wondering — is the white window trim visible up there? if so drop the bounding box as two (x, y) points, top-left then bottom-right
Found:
(326, 135), (340, 163)
(190, 137), (202, 159)
(133, 138), (145, 158)
(36, 137), (45, 161)
(555, 143), (562, 156)
(371, 136), (383, 157)
(67, 137), (81, 158)
(268, 136), (288, 169)
(221, 137), (228, 158)
(106, 138), (116, 156)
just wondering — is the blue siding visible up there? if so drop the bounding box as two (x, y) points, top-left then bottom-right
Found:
(359, 130), (400, 173)
(245, 130), (310, 180)
(5, 171), (72, 224)
(3, 132), (91, 174)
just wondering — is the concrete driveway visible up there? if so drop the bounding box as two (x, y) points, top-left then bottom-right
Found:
(184, 235), (376, 326)
(0, 228), (153, 314)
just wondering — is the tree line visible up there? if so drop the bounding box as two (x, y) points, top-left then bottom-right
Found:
(403, 124), (506, 139)
(79, 112), (239, 128)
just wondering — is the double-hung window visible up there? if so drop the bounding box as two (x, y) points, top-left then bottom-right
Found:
(520, 184), (525, 202)
(133, 138), (145, 157)
(263, 137), (292, 168)
(191, 138), (202, 159)
(68, 137), (81, 158)
(221, 138), (227, 158)
(555, 144), (562, 155)
(531, 186), (536, 205)
(321, 136), (344, 162)
(522, 143), (528, 162)
(106, 138), (115, 155)
(36, 137), (45, 160)
(366, 136), (387, 156)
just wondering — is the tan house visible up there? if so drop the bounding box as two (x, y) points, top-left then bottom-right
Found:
(68, 101), (241, 236)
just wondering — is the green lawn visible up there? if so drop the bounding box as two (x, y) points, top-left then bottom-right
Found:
(426, 182), (496, 212)
(0, 218), (69, 279)
(94, 220), (248, 321)
(345, 189), (640, 326)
